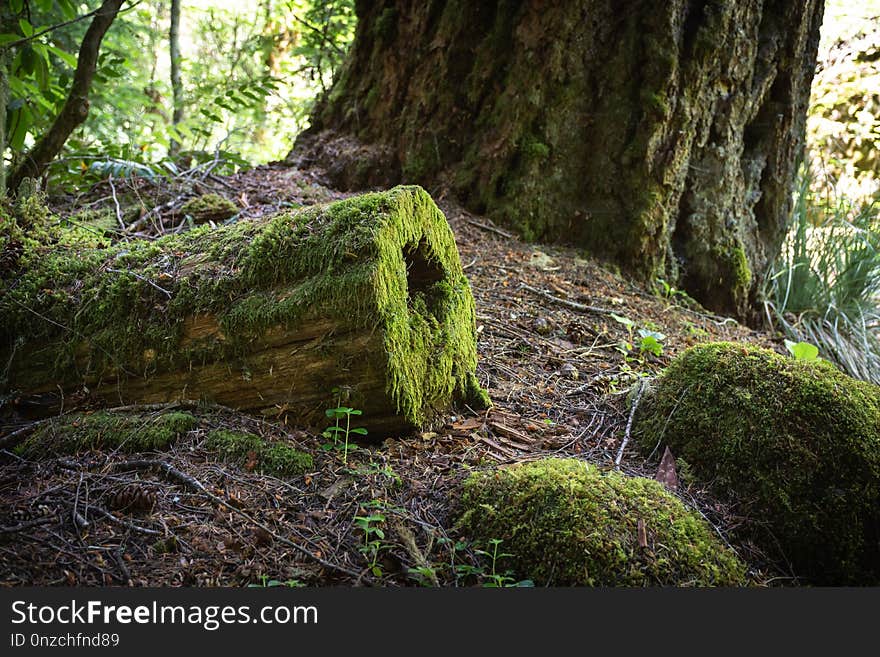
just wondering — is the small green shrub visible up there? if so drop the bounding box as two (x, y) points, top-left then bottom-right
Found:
(18, 411), (198, 457)
(456, 458), (747, 586)
(204, 429), (312, 476)
(634, 342), (880, 584)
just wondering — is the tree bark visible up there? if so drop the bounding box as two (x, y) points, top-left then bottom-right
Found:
(1, 186), (487, 436)
(169, 0), (184, 157)
(292, 0), (824, 319)
(7, 0), (125, 193)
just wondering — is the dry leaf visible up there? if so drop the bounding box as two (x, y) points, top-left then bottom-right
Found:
(655, 446), (679, 491)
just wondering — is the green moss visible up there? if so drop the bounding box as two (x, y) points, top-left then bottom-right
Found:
(204, 429), (312, 476)
(719, 244), (752, 302)
(519, 135), (550, 163)
(180, 193), (238, 223)
(373, 7), (398, 43)
(2, 187), (487, 428)
(456, 458), (747, 586)
(634, 342), (880, 584)
(17, 410), (198, 457)
(640, 89), (669, 117)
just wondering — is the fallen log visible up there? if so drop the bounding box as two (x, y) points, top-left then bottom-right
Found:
(1, 185), (489, 436)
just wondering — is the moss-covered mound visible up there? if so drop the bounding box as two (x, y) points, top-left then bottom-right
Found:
(1, 186), (487, 433)
(17, 411), (198, 458)
(204, 429), (312, 477)
(180, 193), (238, 223)
(456, 458), (747, 586)
(634, 342), (880, 585)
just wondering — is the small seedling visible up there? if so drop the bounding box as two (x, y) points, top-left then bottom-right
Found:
(354, 502), (387, 577)
(611, 313), (636, 337)
(352, 460), (401, 486)
(407, 566), (439, 587)
(248, 575), (305, 588)
(323, 404), (368, 465)
(472, 538), (533, 588)
(637, 328), (666, 357)
(784, 340), (819, 361)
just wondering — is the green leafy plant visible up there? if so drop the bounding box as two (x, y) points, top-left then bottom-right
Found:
(322, 396), (368, 465)
(784, 339), (820, 361)
(248, 575), (305, 588)
(407, 566), (439, 587)
(354, 501), (387, 577)
(637, 329), (666, 357)
(456, 538), (534, 588)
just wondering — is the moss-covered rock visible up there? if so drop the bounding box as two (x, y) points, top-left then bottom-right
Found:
(17, 410), (198, 457)
(180, 193), (238, 224)
(456, 458), (747, 586)
(204, 429), (312, 477)
(634, 342), (880, 584)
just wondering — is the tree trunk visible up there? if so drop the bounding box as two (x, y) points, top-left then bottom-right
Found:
(0, 186), (487, 436)
(169, 0), (184, 157)
(7, 0), (125, 193)
(291, 0), (824, 319)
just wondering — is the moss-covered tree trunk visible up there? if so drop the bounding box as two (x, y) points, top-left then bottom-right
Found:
(291, 0), (824, 319)
(1, 186), (487, 436)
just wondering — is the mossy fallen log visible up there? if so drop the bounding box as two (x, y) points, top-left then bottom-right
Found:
(1, 185), (488, 436)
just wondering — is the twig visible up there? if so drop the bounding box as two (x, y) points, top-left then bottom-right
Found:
(90, 505), (161, 535)
(465, 219), (513, 239)
(0, 1), (144, 50)
(0, 420), (48, 450)
(0, 517), (54, 533)
(106, 267), (172, 298)
(615, 378), (648, 468)
(108, 174), (126, 230)
(519, 282), (615, 315)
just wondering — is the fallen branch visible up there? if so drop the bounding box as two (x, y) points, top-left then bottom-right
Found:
(0, 517), (54, 534)
(519, 282), (615, 315)
(615, 378), (648, 468)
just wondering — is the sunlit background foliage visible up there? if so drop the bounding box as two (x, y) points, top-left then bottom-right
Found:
(3, 0), (355, 185)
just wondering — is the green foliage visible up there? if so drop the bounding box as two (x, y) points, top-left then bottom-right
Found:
(634, 342), (880, 584)
(2, 0), (356, 190)
(637, 328), (666, 357)
(204, 429), (312, 477)
(322, 402), (367, 465)
(784, 339), (820, 361)
(807, 3), (880, 202)
(248, 575), (305, 588)
(763, 165), (880, 384)
(456, 458), (747, 586)
(354, 500), (387, 577)
(17, 410), (198, 457)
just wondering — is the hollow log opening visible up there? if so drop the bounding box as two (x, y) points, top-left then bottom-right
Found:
(404, 238), (446, 318)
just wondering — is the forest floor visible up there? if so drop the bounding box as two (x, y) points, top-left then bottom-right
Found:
(0, 164), (783, 586)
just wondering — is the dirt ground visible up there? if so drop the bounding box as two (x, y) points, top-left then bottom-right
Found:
(0, 164), (783, 587)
